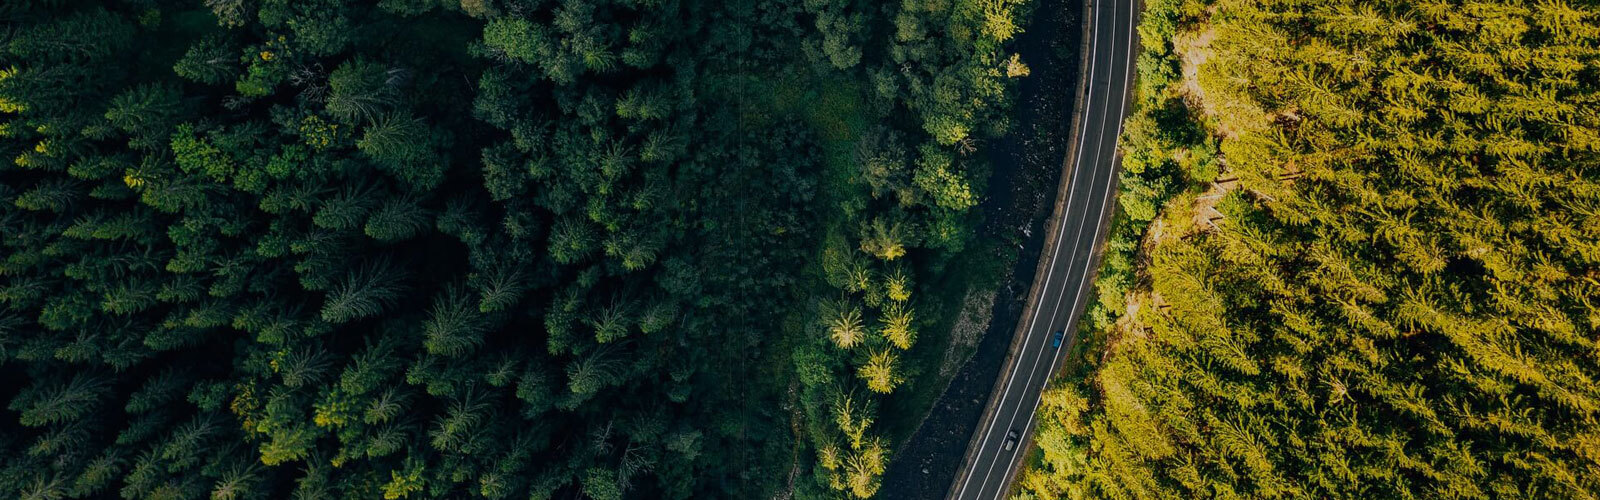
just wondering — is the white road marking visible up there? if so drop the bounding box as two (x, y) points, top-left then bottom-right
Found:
(951, 0), (1111, 497)
(967, 0), (1132, 496)
(1009, 0), (1138, 474)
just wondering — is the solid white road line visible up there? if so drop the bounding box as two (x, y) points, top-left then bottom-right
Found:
(953, 0), (1110, 497)
(1011, 0), (1137, 466)
(973, 0), (1132, 495)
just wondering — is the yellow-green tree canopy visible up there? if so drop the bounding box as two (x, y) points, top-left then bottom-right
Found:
(1022, 0), (1600, 498)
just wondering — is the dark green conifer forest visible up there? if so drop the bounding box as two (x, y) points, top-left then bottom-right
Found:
(1020, 0), (1600, 499)
(0, 0), (1026, 498)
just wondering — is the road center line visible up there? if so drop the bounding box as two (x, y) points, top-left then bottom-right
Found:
(970, 0), (1128, 496)
(1010, 0), (1138, 470)
(950, 0), (1106, 496)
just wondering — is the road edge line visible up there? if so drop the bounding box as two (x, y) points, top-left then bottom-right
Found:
(941, 0), (1098, 497)
(998, 0), (1143, 492)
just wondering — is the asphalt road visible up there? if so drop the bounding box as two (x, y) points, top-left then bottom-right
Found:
(946, 0), (1138, 498)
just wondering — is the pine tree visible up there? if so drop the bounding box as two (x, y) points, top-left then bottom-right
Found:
(364, 196), (432, 242)
(858, 349), (902, 394)
(423, 285), (492, 357)
(321, 258), (408, 323)
(825, 299), (866, 349)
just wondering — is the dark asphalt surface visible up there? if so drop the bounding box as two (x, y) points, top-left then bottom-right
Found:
(947, 0), (1138, 498)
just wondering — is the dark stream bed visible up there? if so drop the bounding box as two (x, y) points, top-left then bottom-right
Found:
(879, 0), (1086, 497)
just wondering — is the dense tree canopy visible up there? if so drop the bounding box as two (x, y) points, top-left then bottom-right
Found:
(0, 0), (1025, 499)
(1020, 0), (1600, 499)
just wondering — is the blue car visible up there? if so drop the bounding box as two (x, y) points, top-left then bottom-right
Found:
(1051, 330), (1064, 348)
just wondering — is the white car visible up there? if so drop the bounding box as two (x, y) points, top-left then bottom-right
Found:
(1002, 430), (1020, 451)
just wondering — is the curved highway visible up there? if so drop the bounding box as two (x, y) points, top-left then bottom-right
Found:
(947, 0), (1137, 498)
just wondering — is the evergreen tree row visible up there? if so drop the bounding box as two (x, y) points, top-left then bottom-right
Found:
(0, 0), (1026, 498)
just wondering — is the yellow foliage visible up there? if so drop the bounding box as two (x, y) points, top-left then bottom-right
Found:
(844, 439), (888, 498)
(879, 302), (916, 350)
(833, 394), (874, 450)
(313, 393), (354, 428)
(884, 266), (913, 302)
(819, 443), (842, 470)
(828, 307), (866, 349)
(980, 0), (1024, 43)
(858, 348), (902, 394)
(1006, 53), (1031, 78)
(382, 463), (425, 499)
